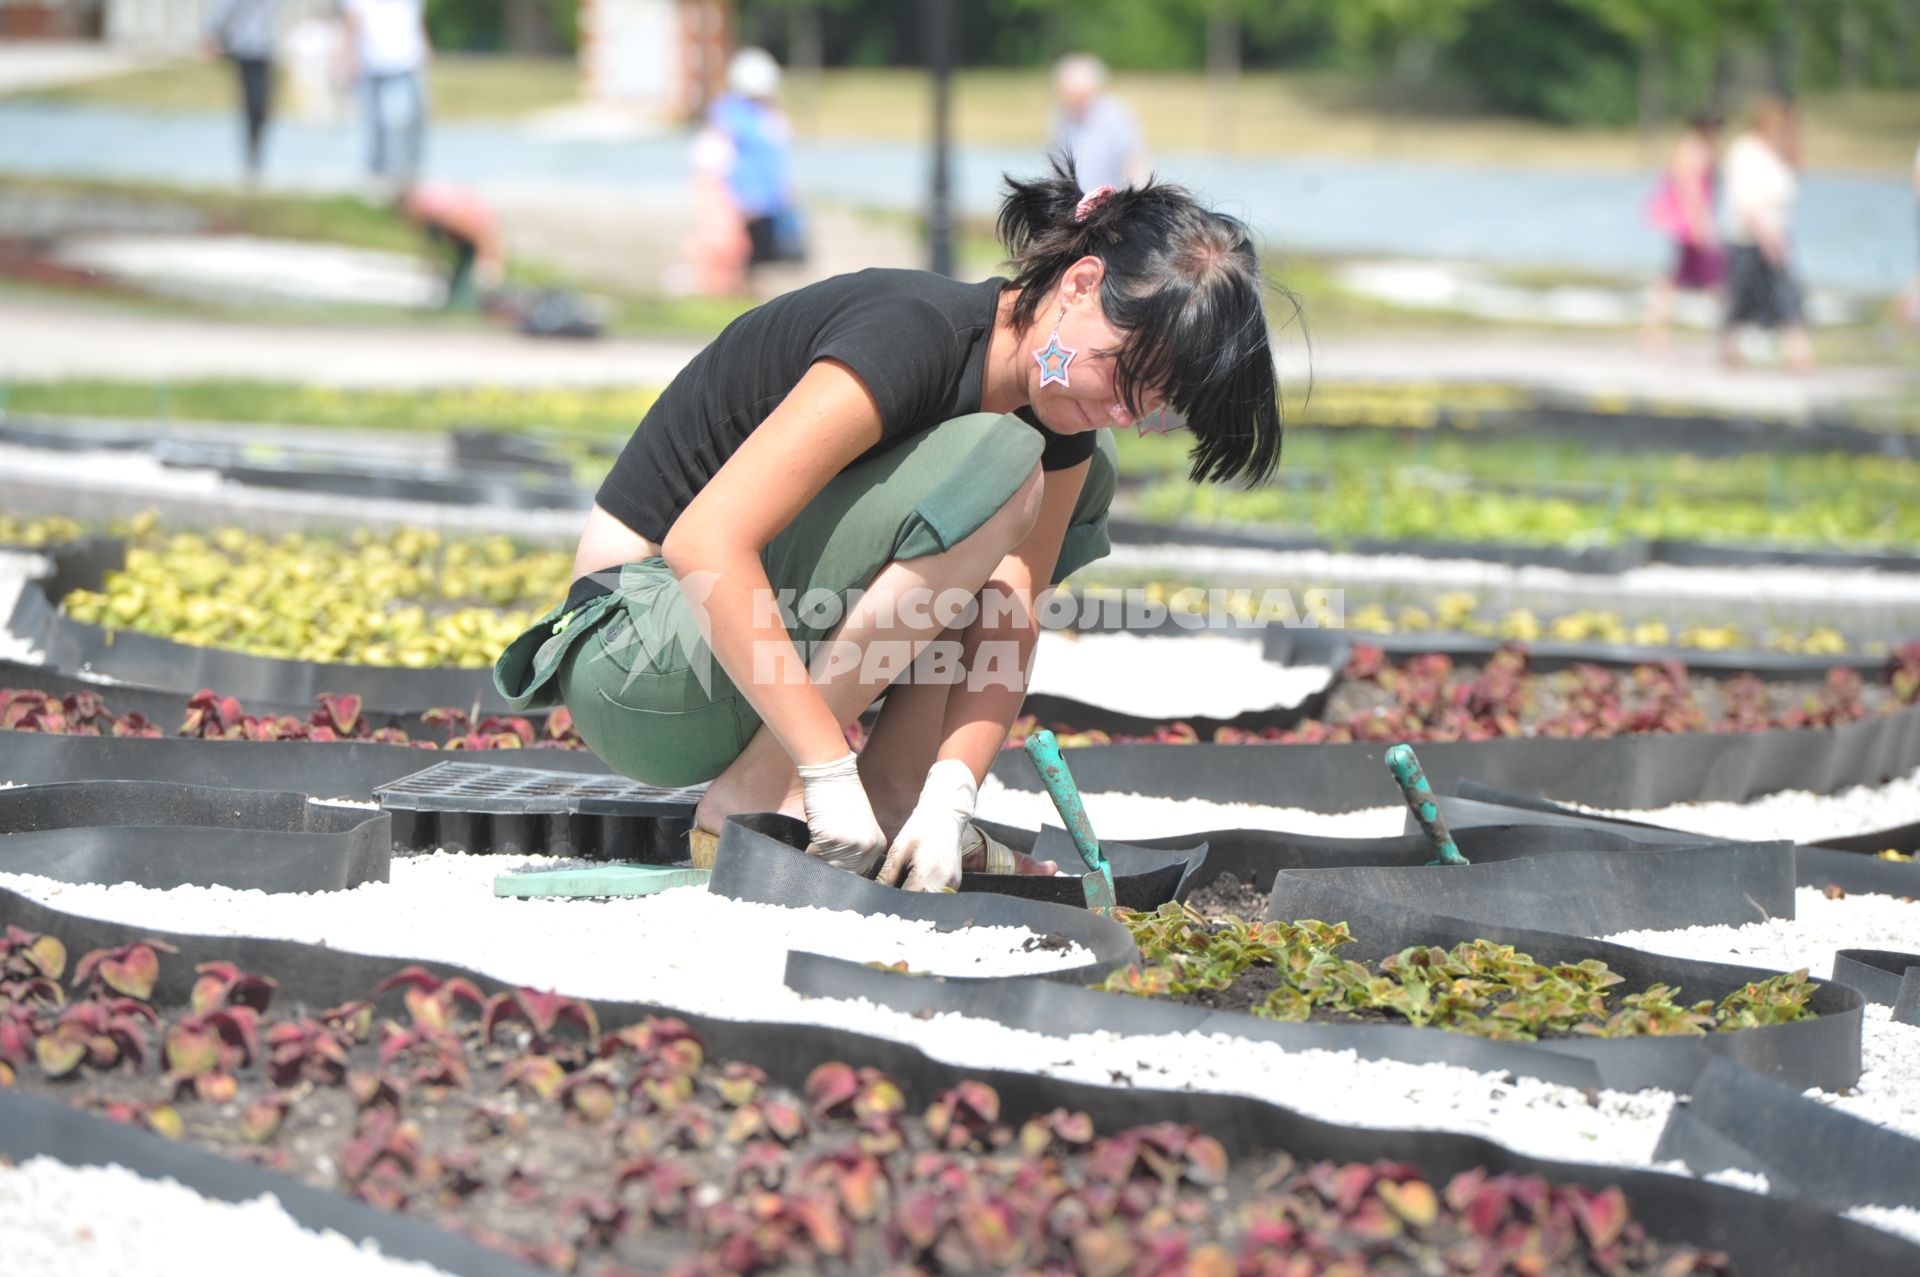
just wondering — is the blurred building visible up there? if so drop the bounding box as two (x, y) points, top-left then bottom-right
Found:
(580, 0), (730, 121)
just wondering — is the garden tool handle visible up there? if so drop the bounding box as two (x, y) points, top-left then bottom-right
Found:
(1385, 743), (1470, 867)
(1022, 730), (1117, 907)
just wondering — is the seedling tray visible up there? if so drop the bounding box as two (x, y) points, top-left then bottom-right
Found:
(0, 779), (389, 892)
(374, 761), (699, 860)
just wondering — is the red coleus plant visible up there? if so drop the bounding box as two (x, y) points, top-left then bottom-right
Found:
(163, 1002), (261, 1101)
(482, 987), (601, 1053)
(32, 995), (157, 1078)
(72, 938), (177, 1001)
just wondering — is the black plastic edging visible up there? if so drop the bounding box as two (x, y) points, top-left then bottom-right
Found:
(711, 813), (1140, 981)
(1832, 950), (1920, 1007)
(0, 780), (389, 892)
(1275, 842), (1796, 938)
(11, 550), (529, 714)
(1284, 628), (1895, 680)
(1262, 873), (1864, 1094)
(0, 1090), (553, 1277)
(1018, 688), (1332, 740)
(0, 731), (613, 802)
(1451, 783), (1920, 897)
(0, 657), (516, 741)
(1109, 513), (1920, 575)
(1832, 950), (1920, 1027)
(782, 950), (1605, 1088)
(1652, 1057), (1920, 1215)
(986, 703), (1920, 812)
(4, 885), (1910, 1275)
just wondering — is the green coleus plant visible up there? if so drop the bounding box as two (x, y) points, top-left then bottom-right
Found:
(1101, 903), (1818, 1042)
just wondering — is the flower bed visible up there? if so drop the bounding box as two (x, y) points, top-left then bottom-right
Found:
(0, 687), (583, 751)
(1099, 904), (1815, 1043)
(58, 526), (567, 668)
(995, 645), (1920, 748)
(0, 925), (1738, 1275)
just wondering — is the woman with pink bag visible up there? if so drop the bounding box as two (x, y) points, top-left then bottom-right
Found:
(1642, 113), (1725, 356)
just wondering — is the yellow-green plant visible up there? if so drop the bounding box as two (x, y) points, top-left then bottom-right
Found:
(1101, 904), (1818, 1042)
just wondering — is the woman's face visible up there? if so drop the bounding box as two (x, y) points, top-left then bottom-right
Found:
(1026, 266), (1178, 436)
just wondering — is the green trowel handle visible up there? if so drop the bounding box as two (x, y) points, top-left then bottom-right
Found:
(1022, 729), (1117, 910)
(1385, 743), (1470, 867)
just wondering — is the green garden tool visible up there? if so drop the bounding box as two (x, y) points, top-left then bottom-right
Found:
(493, 863), (710, 899)
(1384, 743), (1470, 867)
(1022, 729), (1118, 912)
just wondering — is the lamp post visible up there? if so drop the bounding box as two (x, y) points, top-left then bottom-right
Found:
(926, 0), (955, 277)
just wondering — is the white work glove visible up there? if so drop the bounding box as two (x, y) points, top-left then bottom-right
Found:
(796, 753), (887, 876)
(877, 759), (978, 892)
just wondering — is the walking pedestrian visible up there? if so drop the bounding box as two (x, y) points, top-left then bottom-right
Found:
(496, 163), (1285, 890)
(1720, 98), (1814, 372)
(206, 0), (279, 182)
(1642, 112), (1724, 356)
(707, 47), (806, 273)
(1050, 53), (1149, 193)
(341, 0), (430, 190)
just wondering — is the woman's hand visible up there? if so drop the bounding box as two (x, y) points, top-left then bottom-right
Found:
(797, 753), (888, 874)
(878, 758), (977, 890)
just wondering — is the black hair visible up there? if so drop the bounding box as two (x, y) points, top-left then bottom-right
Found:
(996, 156), (1286, 485)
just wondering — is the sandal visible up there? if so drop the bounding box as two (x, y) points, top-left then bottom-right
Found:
(964, 823), (1020, 875)
(688, 825), (720, 869)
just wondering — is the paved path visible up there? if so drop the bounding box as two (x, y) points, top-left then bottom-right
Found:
(0, 293), (702, 388)
(1, 293), (1907, 419)
(0, 100), (1912, 292)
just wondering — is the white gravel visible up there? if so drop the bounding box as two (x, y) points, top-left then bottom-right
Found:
(1102, 543), (1920, 608)
(1029, 630), (1330, 717)
(1603, 887), (1920, 981)
(1592, 766), (1920, 844)
(0, 854), (1089, 989)
(976, 776), (1404, 840)
(1849, 1204), (1920, 1247)
(0, 1156), (453, 1277)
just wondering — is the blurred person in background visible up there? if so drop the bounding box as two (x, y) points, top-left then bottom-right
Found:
(1641, 112), (1723, 357)
(1893, 141), (1920, 331)
(285, 8), (350, 125)
(1051, 53), (1149, 194)
(205, 0), (279, 182)
(342, 0), (431, 191)
(1720, 97), (1813, 373)
(712, 48), (806, 277)
(398, 182), (505, 311)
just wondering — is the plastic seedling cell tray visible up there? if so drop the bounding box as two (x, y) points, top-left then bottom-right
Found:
(374, 761), (700, 860)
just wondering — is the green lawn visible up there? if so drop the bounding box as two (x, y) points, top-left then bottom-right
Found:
(0, 378), (647, 442)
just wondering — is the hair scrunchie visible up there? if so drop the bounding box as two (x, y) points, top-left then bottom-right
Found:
(1072, 184), (1117, 224)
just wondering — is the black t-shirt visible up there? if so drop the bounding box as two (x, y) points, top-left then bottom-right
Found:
(596, 268), (1096, 541)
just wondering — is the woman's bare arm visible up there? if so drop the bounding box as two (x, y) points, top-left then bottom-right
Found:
(661, 358), (885, 768)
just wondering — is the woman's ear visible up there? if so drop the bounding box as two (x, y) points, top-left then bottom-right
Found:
(1060, 255), (1106, 308)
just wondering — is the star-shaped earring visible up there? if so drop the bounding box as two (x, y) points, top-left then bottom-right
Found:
(1033, 328), (1076, 388)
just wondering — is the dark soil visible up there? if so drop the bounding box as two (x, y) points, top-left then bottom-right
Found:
(1185, 872), (1273, 920)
